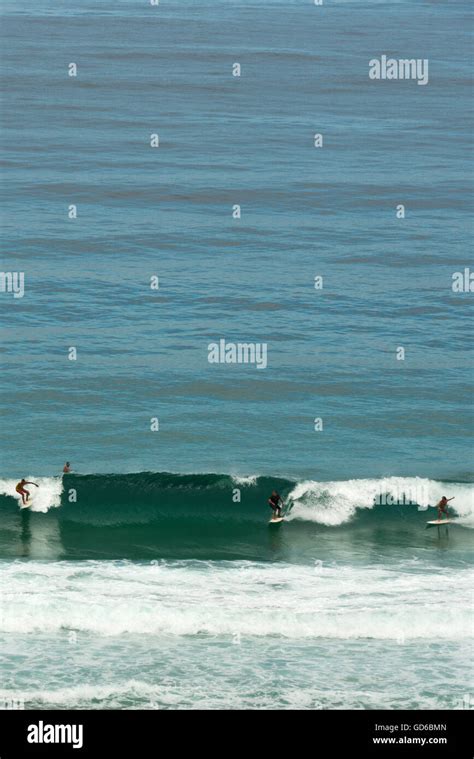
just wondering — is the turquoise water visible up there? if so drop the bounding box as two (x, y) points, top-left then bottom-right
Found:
(0, 0), (473, 710)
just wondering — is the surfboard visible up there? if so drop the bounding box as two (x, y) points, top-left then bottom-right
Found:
(269, 517), (284, 524)
(18, 494), (34, 509)
(426, 519), (454, 526)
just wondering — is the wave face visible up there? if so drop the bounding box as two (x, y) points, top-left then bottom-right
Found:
(0, 472), (472, 561)
(0, 472), (291, 524)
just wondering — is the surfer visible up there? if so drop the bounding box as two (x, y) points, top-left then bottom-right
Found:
(63, 462), (71, 473)
(268, 490), (284, 519)
(436, 495), (454, 521)
(15, 479), (39, 506)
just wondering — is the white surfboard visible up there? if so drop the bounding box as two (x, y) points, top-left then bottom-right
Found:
(269, 517), (284, 524)
(426, 519), (455, 526)
(18, 495), (34, 509)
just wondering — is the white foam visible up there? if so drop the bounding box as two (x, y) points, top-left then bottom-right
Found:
(288, 477), (474, 527)
(0, 681), (161, 709)
(1, 559), (472, 641)
(230, 474), (258, 486)
(0, 477), (63, 512)
(0, 678), (461, 711)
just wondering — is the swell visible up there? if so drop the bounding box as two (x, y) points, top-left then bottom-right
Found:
(0, 472), (472, 528)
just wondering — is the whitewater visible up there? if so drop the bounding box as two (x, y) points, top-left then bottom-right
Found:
(1, 559), (472, 640)
(0, 471), (472, 709)
(1, 556), (472, 710)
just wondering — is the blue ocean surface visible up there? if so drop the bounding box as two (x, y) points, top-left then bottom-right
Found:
(0, 0), (473, 711)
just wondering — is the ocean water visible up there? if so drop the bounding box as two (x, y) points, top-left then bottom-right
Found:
(1, 0), (473, 710)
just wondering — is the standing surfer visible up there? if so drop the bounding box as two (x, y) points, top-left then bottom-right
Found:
(268, 490), (284, 519)
(436, 495), (454, 521)
(15, 479), (39, 506)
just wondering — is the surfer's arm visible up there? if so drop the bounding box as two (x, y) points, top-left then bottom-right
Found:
(447, 497), (455, 501)
(25, 482), (39, 487)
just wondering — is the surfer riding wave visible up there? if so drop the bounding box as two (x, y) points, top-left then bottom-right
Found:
(268, 490), (284, 519)
(436, 495), (454, 521)
(15, 479), (39, 506)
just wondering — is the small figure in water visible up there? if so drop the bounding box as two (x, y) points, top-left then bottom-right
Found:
(436, 495), (454, 521)
(15, 479), (39, 506)
(268, 490), (284, 519)
(63, 462), (71, 473)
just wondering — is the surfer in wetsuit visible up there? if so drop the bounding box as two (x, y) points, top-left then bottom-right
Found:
(15, 479), (39, 506)
(436, 495), (454, 521)
(268, 490), (284, 519)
